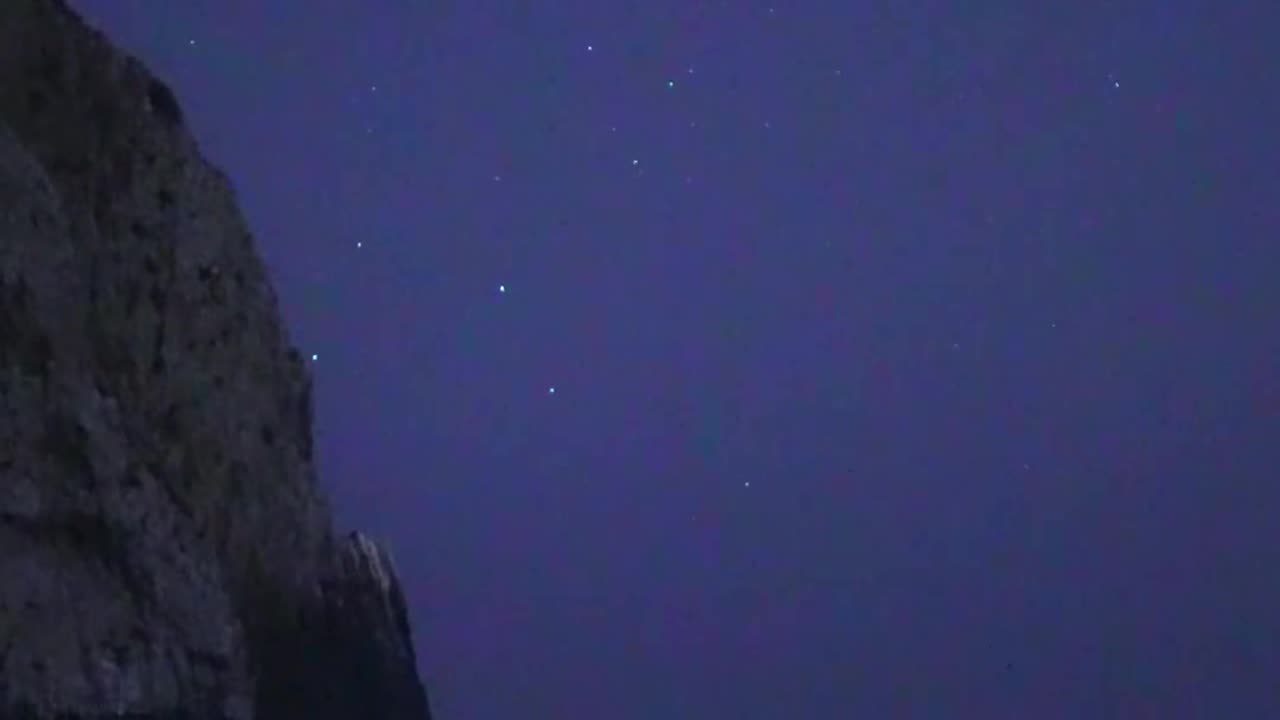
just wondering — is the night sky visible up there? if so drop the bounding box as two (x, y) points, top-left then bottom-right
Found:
(72, 2), (1280, 717)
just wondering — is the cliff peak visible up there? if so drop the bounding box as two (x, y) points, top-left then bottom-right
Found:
(0, 1), (433, 717)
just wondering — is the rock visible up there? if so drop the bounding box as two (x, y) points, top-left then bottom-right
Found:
(0, 1), (434, 717)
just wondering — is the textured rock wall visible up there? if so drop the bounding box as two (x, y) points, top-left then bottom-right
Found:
(0, 1), (432, 717)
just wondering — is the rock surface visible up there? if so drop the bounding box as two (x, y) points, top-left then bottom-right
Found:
(0, 1), (433, 717)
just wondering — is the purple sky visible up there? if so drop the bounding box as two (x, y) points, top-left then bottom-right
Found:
(72, 2), (1280, 717)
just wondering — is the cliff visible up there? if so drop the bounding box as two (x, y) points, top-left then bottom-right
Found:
(0, 1), (433, 717)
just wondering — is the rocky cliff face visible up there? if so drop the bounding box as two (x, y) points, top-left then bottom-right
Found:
(0, 1), (433, 717)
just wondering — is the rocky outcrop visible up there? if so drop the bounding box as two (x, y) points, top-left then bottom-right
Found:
(0, 1), (433, 717)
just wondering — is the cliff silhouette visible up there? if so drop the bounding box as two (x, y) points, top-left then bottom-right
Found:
(0, 1), (433, 717)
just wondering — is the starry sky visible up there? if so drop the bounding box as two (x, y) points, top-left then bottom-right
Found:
(72, 2), (1280, 717)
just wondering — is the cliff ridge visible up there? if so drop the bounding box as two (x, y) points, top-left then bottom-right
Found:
(0, 1), (433, 717)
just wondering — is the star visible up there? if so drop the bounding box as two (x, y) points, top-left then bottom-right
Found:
(548, 386), (556, 394)
(498, 284), (506, 293)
